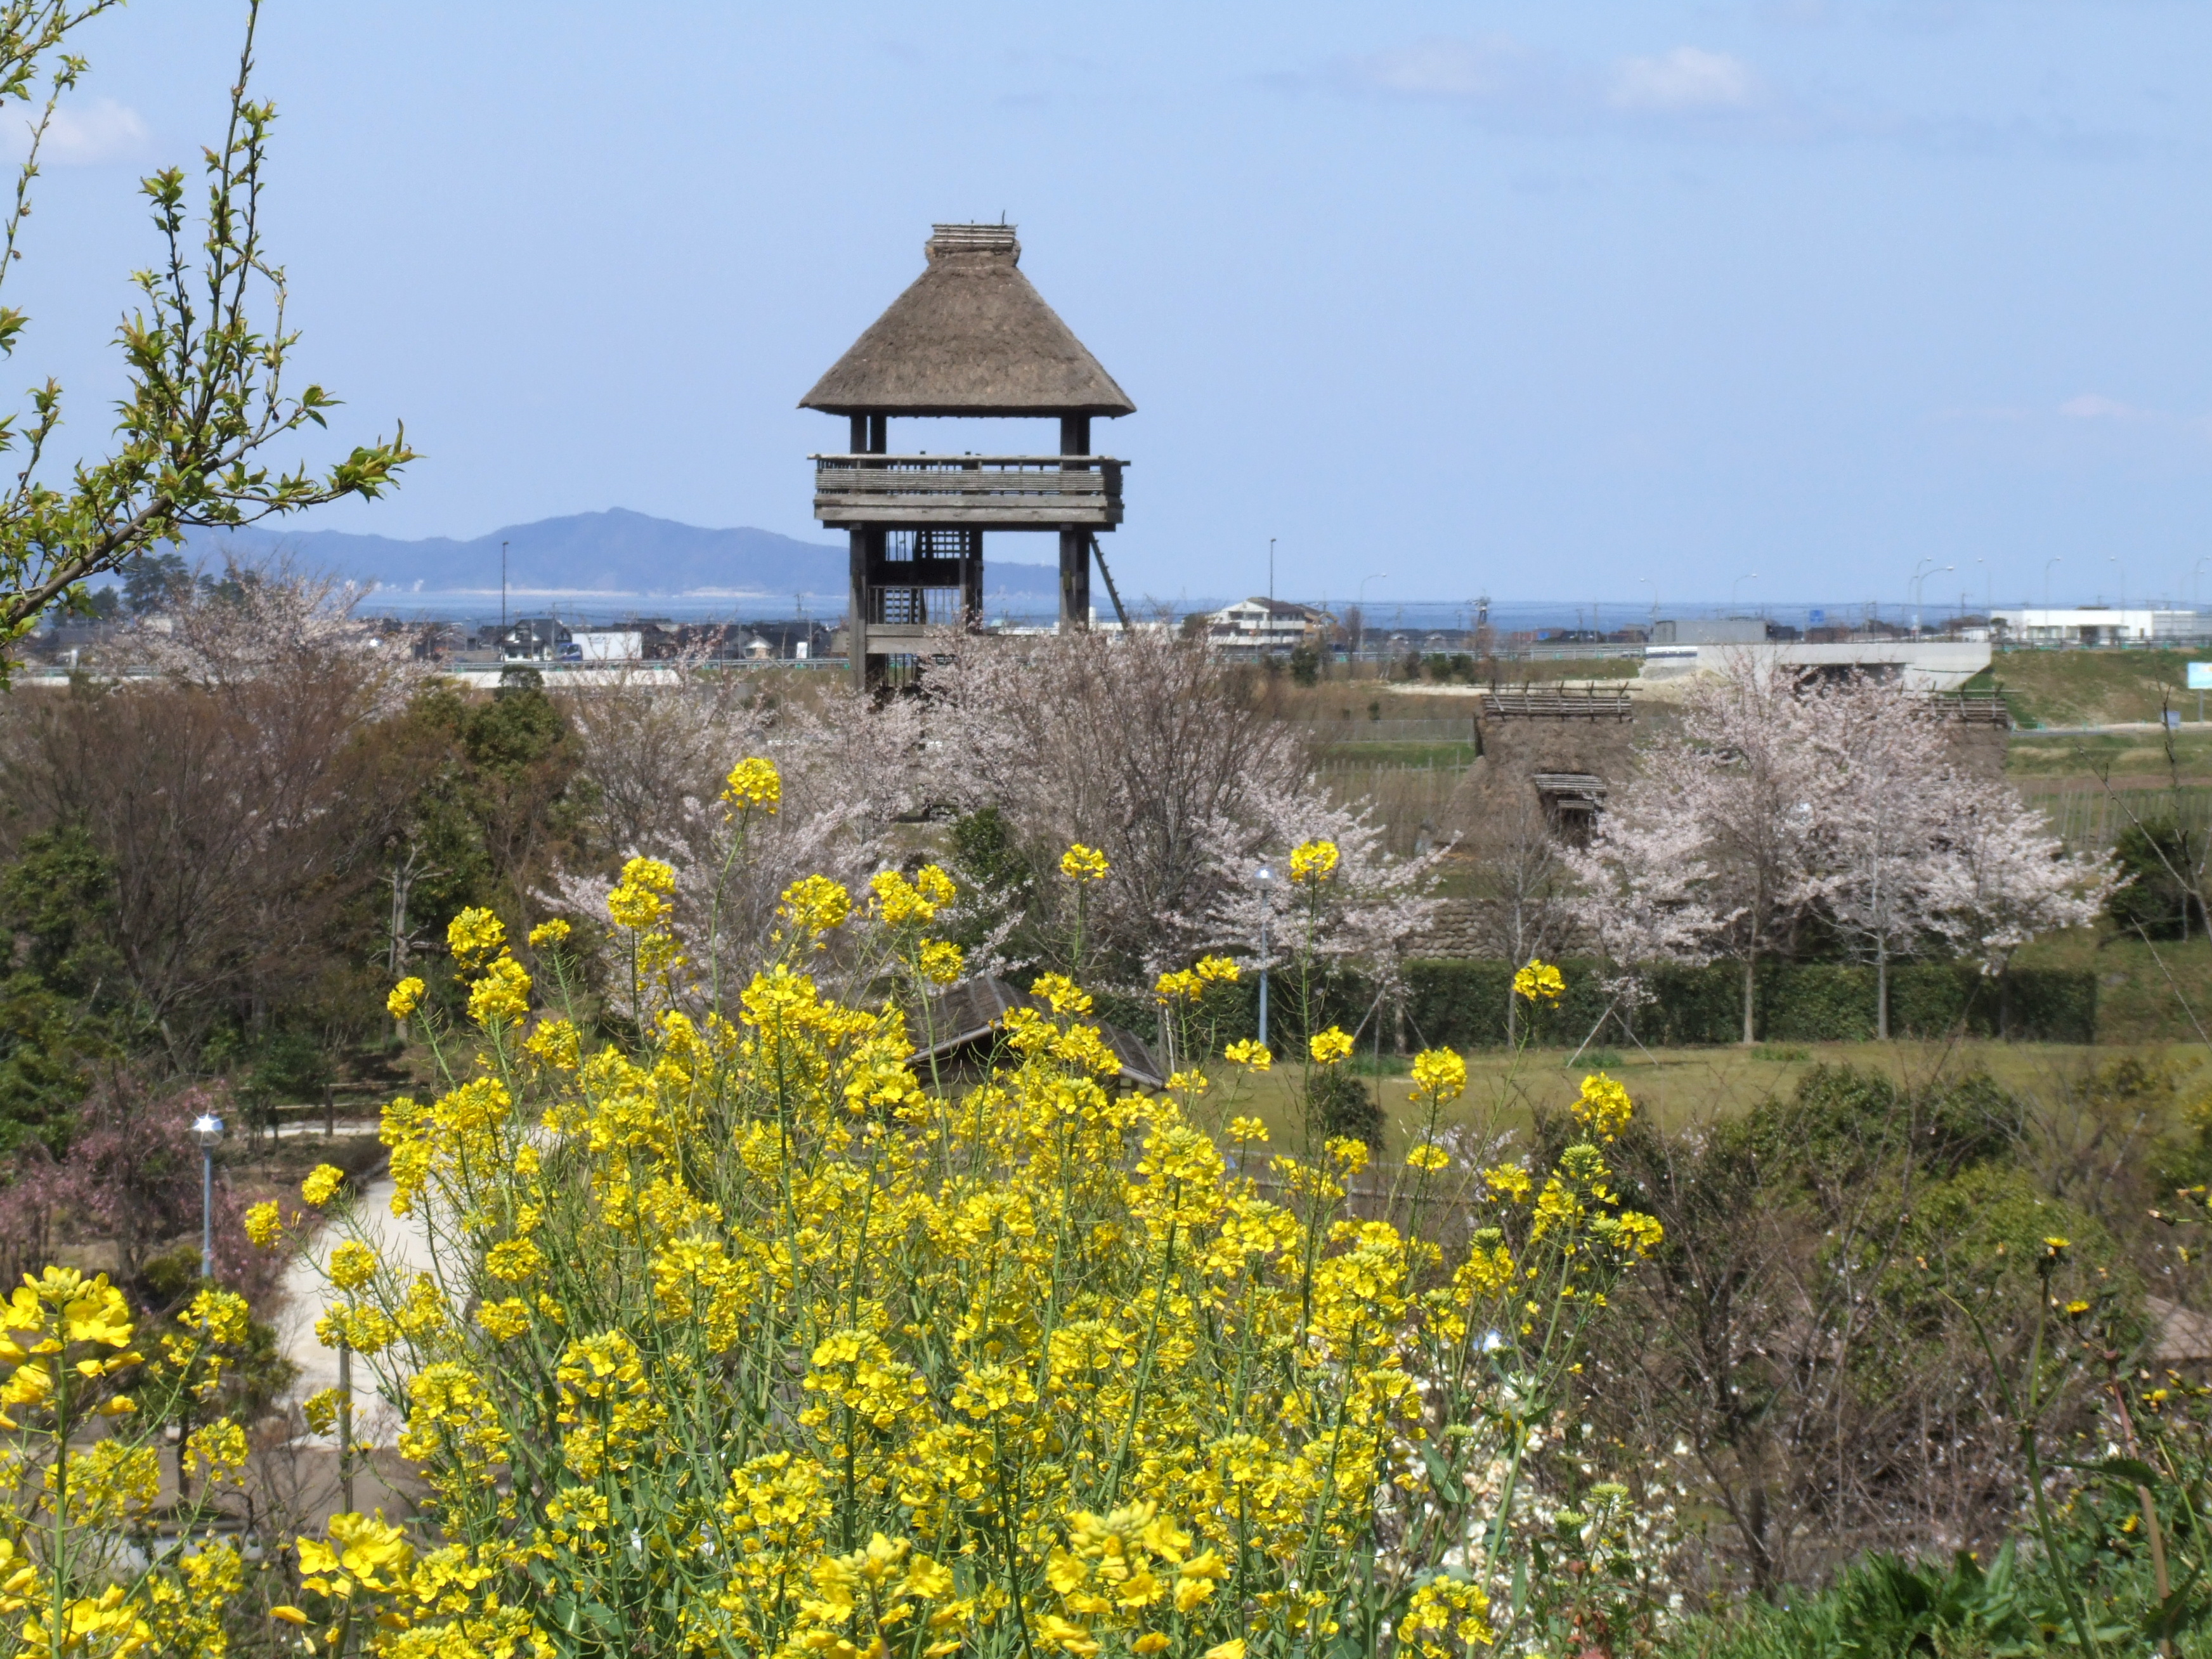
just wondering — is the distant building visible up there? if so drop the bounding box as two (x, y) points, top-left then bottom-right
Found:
(1206, 597), (1332, 654)
(498, 617), (571, 662)
(1641, 638), (1990, 690)
(574, 630), (644, 662)
(1991, 608), (2212, 646)
(1649, 617), (1771, 645)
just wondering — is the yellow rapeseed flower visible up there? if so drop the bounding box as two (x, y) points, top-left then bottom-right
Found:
(1227, 1116), (1268, 1143)
(386, 975), (426, 1020)
(608, 857), (677, 931)
(242, 1202), (282, 1249)
(1224, 1039), (1272, 1072)
(1485, 1162), (1533, 1203)
(1288, 838), (1339, 883)
(1573, 1072), (1634, 1142)
(446, 908), (505, 972)
(917, 939), (965, 985)
(327, 1242), (379, 1292)
(1409, 1048), (1467, 1105)
(1406, 1144), (1450, 1172)
(1513, 958), (1565, 1005)
(301, 1165), (346, 1207)
(298, 1511), (413, 1597)
(871, 869), (937, 926)
(780, 874), (852, 933)
(1310, 1027), (1355, 1067)
(528, 917), (571, 948)
(1060, 843), (1109, 883)
(467, 956), (531, 1025)
(722, 755), (781, 814)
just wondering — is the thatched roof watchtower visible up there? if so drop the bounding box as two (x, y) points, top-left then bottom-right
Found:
(802, 224), (1133, 687)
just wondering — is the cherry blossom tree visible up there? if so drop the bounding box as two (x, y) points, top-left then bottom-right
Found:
(1570, 657), (1825, 1043)
(1807, 674), (2112, 1037)
(1802, 675), (1956, 1039)
(1573, 661), (2113, 1042)
(916, 627), (1311, 986)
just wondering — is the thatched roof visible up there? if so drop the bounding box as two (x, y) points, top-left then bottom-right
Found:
(801, 225), (1135, 419)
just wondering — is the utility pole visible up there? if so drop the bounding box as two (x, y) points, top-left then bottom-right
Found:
(1254, 864), (1273, 1047)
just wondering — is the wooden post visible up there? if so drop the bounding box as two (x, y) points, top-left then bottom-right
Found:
(963, 526), (984, 628)
(1058, 415), (1091, 634)
(848, 527), (869, 691)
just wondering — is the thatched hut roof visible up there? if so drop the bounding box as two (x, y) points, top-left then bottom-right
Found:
(801, 224), (1135, 419)
(912, 975), (1164, 1091)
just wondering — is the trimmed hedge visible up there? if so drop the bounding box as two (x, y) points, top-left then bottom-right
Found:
(1395, 959), (2097, 1049)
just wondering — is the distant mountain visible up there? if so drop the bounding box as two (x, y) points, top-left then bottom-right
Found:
(174, 508), (1061, 602)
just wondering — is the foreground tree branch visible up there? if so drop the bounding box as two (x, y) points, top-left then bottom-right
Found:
(0, 0), (412, 668)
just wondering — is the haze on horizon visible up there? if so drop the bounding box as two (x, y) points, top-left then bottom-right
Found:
(8, 2), (2208, 615)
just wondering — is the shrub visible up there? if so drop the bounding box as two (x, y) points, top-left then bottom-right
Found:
(2107, 818), (2206, 940)
(1305, 1062), (1384, 1149)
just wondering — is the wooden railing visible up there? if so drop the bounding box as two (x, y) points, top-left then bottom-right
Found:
(812, 454), (1126, 528)
(1481, 688), (1634, 721)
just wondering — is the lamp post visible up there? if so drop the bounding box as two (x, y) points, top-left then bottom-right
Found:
(2193, 556), (2209, 615)
(1731, 572), (1759, 613)
(192, 1113), (224, 1281)
(1254, 863), (1274, 1048)
(1268, 538), (1275, 610)
(2044, 557), (2063, 627)
(1909, 559), (1953, 637)
(500, 540), (509, 638)
(1356, 573), (1388, 657)
(2109, 554), (2127, 639)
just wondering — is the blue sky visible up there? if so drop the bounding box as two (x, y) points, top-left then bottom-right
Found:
(9, 1), (2211, 611)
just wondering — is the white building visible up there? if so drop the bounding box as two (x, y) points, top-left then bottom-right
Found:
(1206, 597), (1332, 654)
(573, 630), (644, 662)
(1991, 608), (2212, 646)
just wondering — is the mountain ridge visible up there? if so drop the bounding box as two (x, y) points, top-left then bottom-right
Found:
(176, 507), (1061, 600)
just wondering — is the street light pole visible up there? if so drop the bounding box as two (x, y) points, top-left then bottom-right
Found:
(1268, 538), (1275, 610)
(1254, 864), (1274, 1048)
(1356, 573), (1387, 656)
(2045, 556), (2062, 617)
(1731, 573), (1759, 613)
(1909, 559), (1953, 637)
(500, 540), (509, 638)
(192, 1113), (224, 1280)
